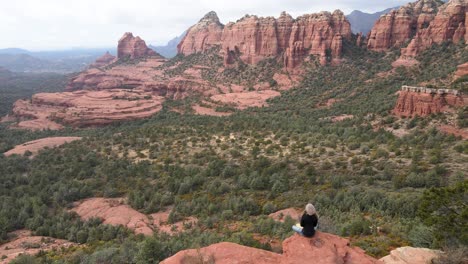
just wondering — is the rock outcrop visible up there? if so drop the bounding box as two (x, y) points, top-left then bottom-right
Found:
(161, 232), (381, 264)
(368, 0), (468, 57)
(393, 87), (466, 117)
(455, 62), (468, 79)
(177, 11), (224, 55)
(72, 198), (197, 236)
(0, 230), (75, 264)
(11, 89), (164, 129)
(117, 32), (158, 59)
(4, 137), (82, 157)
(89, 51), (116, 68)
(178, 10), (352, 68)
(367, 0), (441, 51)
(380, 247), (441, 264)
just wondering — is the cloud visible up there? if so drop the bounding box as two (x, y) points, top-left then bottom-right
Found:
(0, 0), (413, 50)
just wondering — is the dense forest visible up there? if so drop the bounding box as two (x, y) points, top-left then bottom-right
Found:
(0, 42), (467, 263)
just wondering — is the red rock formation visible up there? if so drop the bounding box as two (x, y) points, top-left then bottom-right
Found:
(117, 32), (158, 59)
(90, 51), (116, 68)
(177, 11), (224, 55)
(368, 0), (468, 58)
(368, 0), (441, 51)
(4, 137), (82, 157)
(160, 232), (381, 264)
(393, 90), (466, 117)
(178, 10), (352, 68)
(455, 62), (468, 78)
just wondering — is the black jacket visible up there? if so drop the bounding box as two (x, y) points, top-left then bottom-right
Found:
(300, 213), (318, 237)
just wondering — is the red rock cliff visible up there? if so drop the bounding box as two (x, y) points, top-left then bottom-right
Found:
(178, 10), (352, 68)
(367, 0), (441, 51)
(393, 89), (466, 117)
(117, 32), (158, 59)
(368, 0), (468, 57)
(177, 11), (224, 55)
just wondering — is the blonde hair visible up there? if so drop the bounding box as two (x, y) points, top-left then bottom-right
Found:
(305, 203), (316, 215)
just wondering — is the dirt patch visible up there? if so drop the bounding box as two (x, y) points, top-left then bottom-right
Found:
(0, 230), (76, 264)
(210, 90), (280, 110)
(392, 58), (419, 68)
(316, 99), (342, 109)
(192, 104), (232, 117)
(438, 125), (468, 139)
(331, 115), (354, 122)
(268, 208), (302, 223)
(4, 137), (82, 157)
(150, 208), (198, 235)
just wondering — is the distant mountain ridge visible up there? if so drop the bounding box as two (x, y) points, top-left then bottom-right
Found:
(150, 32), (186, 58)
(0, 48), (116, 73)
(346, 8), (395, 35)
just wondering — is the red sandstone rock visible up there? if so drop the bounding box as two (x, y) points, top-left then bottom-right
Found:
(161, 232), (381, 264)
(455, 62), (468, 79)
(0, 230), (76, 264)
(380, 247), (441, 264)
(10, 89), (164, 130)
(4, 137), (82, 157)
(71, 198), (198, 236)
(90, 51), (116, 68)
(118, 32), (158, 59)
(368, 0), (468, 59)
(178, 10), (351, 68)
(368, 0), (441, 51)
(177, 11), (224, 55)
(393, 90), (466, 117)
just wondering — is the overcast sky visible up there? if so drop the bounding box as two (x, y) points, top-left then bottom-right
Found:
(0, 0), (415, 50)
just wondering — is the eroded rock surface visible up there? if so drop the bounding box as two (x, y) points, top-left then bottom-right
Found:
(393, 89), (466, 117)
(368, 0), (468, 58)
(178, 10), (352, 68)
(11, 89), (164, 129)
(118, 32), (158, 59)
(71, 198), (197, 236)
(0, 230), (76, 264)
(455, 62), (468, 79)
(380, 247), (441, 264)
(4, 137), (82, 157)
(161, 232), (381, 264)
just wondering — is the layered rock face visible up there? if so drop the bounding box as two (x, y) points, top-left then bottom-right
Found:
(367, 0), (441, 51)
(89, 51), (116, 68)
(368, 0), (468, 57)
(160, 232), (380, 264)
(402, 0), (468, 57)
(393, 88), (466, 117)
(177, 11), (224, 55)
(117, 32), (158, 59)
(178, 11), (352, 68)
(455, 62), (468, 79)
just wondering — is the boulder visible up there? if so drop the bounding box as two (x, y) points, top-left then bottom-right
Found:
(380, 247), (441, 264)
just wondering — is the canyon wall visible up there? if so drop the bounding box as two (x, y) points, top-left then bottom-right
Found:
(393, 86), (466, 117)
(177, 10), (352, 68)
(367, 0), (467, 57)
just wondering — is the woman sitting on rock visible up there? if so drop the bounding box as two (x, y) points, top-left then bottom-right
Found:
(292, 203), (318, 237)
